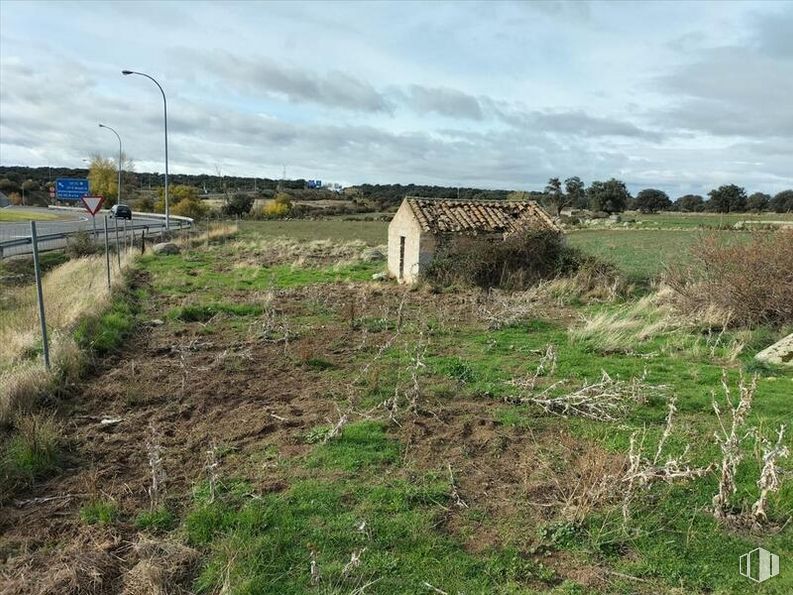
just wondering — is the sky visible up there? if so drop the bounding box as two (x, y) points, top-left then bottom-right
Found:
(1, 0), (792, 196)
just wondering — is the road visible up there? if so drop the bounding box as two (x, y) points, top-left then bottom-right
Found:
(0, 206), (177, 258)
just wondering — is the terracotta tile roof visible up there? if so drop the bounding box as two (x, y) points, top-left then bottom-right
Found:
(405, 197), (560, 236)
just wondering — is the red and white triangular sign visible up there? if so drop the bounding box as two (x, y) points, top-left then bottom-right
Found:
(81, 195), (105, 216)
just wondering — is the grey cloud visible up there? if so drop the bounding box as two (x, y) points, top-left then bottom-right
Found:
(655, 46), (793, 138)
(752, 8), (793, 59)
(175, 49), (391, 114)
(400, 85), (484, 120)
(494, 103), (662, 141)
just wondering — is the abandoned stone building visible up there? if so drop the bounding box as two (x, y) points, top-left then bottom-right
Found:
(387, 197), (560, 283)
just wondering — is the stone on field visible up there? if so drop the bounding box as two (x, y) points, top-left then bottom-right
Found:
(152, 242), (180, 255)
(755, 333), (793, 367)
(360, 246), (386, 262)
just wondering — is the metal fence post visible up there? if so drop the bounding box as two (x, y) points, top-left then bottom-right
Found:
(114, 217), (121, 268)
(30, 221), (51, 371)
(141, 227), (146, 254)
(104, 215), (111, 289)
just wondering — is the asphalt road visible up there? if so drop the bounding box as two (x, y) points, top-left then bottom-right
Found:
(0, 206), (175, 257)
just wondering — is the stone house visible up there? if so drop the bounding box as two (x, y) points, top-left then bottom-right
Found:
(387, 197), (560, 283)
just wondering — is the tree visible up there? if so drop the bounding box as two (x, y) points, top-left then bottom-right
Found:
(87, 154), (118, 206)
(770, 190), (793, 213)
(634, 188), (671, 213)
(746, 192), (770, 212)
(0, 178), (20, 194)
(542, 177), (568, 216)
(587, 178), (630, 213)
(564, 176), (587, 209)
(155, 185), (207, 219)
(222, 193), (255, 217)
(706, 184), (747, 213)
(674, 194), (705, 212)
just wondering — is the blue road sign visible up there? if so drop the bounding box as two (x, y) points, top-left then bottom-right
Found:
(56, 178), (89, 201)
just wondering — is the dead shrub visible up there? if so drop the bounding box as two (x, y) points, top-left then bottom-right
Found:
(665, 230), (793, 326)
(424, 230), (616, 291)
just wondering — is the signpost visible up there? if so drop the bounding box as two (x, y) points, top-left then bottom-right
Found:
(55, 178), (89, 202)
(81, 195), (105, 236)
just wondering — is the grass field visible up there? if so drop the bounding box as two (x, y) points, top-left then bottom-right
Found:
(627, 211), (793, 229)
(2, 220), (791, 593)
(236, 218), (728, 281)
(0, 209), (62, 222)
(566, 229), (700, 281)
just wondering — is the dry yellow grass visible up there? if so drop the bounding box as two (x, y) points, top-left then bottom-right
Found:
(0, 250), (135, 423)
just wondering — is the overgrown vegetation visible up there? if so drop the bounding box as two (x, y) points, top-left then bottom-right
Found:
(2, 220), (791, 594)
(424, 229), (620, 291)
(666, 229), (793, 326)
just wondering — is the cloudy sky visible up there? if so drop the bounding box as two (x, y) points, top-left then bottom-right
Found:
(1, 0), (791, 195)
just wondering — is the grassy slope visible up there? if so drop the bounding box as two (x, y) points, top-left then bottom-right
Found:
(126, 234), (792, 594)
(0, 209), (62, 222)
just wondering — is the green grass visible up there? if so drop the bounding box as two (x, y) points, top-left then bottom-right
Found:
(0, 209), (61, 222)
(187, 463), (559, 594)
(168, 303), (262, 322)
(2, 415), (60, 480)
(628, 211), (793, 229)
(74, 286), (143, 355)
(80, 499), (119, 525)
(140, 252), (382, 297)
(307, 421), (400, 471)
(135, 506), (178, 532)
(567, 229), (699, 281)
(111, 225), (793, 592)
(238, 219), (387, 245)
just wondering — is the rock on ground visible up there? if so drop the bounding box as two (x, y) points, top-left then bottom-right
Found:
(755, 333), (793, 367)
(152, 242), (180, 255)
(360, 246), (386, 262)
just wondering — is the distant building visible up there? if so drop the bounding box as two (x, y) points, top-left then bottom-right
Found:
(0, 191), (10, 207)
(387, 197), (559, 284)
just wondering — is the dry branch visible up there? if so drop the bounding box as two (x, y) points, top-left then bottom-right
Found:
(509, 370), (665, 422)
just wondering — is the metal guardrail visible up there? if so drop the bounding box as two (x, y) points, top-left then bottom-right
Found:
(0, 214), (193, 259)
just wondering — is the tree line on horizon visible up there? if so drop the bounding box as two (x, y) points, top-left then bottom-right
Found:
(1, 165), (791, 215)
(537, 176), (793, 215)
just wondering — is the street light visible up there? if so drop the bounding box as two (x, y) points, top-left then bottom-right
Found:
(122, 69), (169, 229)
(99, 123), (123, 205)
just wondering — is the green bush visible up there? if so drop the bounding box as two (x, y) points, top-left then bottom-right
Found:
(221, 193), (254, 217)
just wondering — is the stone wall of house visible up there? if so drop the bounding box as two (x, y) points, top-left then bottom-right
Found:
(388, 201), (425, 283)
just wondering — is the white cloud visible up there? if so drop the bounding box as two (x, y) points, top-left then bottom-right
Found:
(1, 1), (791, 195)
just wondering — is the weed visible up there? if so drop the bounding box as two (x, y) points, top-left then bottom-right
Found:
(74, 286), (140, 355)
(4, 414), (61, 478)
(135, 506), (177, 532)
(80, 499), (119, 525)
(168, 303), (261, 322)
(304, 357), (336, 370)
(444, 358), (477, 384)
(538, 521), (578, 549)
(303, 425), (332, 444)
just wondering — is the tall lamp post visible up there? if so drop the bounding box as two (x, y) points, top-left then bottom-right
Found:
(98, 123), (123, 205)
(122, 69), (169, 230)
